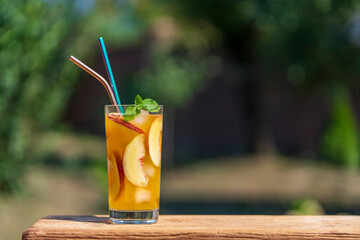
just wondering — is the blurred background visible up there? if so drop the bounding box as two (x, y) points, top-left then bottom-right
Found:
(1, 0), (360, 238)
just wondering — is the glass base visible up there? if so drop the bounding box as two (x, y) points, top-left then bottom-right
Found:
(109, 209), (158, 224)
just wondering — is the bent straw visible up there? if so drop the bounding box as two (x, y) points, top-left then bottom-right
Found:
(98, 37), (123, 114)
(69, 55), (117, 106)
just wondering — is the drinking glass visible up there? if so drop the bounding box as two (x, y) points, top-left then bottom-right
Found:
(105, 105), (163, 224)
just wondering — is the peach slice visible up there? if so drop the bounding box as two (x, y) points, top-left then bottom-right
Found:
(123, 134), (148, 187)
(148, 118), (163, 167)
(108, 113), (144, 134)
(107, 153), (120, 201)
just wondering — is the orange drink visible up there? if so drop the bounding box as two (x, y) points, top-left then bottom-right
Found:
(105, 105), (163, 224)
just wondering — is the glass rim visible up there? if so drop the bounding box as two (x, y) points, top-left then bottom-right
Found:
(105, 104), (163, 107)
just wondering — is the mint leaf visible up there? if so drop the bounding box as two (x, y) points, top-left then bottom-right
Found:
(123, 106), (140, 121)
(142, 98), (160, 113)
(135, 95), (143, 105)
(123, 95), (160, 121)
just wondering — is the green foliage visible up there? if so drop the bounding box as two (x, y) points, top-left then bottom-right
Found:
(164, 0), (360, 87)
(286, 198), (325, 215)
(0, 0), (78, 192)
(320, 86), (360, 169)
(0, 0), (147, 193)
(138, 53), (208, 108)
(153, 0), (360, 167)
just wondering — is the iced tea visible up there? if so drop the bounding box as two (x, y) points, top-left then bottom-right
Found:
(105, 106), (163, 223)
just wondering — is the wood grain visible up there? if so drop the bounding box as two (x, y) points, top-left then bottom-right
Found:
(22, 215), (360, 240)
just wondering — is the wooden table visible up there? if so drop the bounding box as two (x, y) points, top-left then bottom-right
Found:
(22, 215), (360, 239)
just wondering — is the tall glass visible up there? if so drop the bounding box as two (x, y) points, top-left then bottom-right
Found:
(105, 105), (163, 224)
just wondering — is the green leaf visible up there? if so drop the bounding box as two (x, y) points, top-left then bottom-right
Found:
(135, 94), (143, 105)
(124, 95), (160, 121)
(142, 98), (160, 112)
(123, 106), (140, 121)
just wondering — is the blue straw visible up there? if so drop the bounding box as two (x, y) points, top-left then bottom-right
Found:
(99, 37), (124, 113)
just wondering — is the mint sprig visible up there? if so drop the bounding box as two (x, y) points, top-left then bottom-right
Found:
(123, 95), (160, 121)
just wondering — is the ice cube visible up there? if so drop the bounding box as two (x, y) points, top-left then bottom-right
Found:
(144, 164), (156, 178)
(135, 188), (151, 203)
(130, 110), (148, 126)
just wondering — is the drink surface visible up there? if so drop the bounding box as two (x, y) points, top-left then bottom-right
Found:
(105, 110), (162, 211)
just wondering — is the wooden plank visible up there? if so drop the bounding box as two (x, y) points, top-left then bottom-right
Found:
(22, 215), (360, 240)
